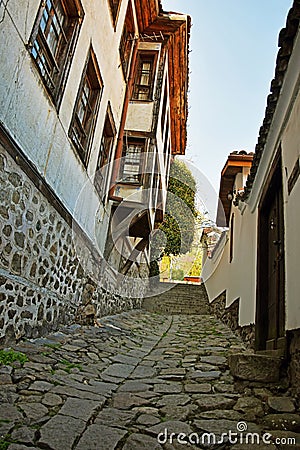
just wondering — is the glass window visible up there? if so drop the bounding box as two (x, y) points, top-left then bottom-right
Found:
(95, 106), (116, 198)
(69, 49), (103, 166)
(121, 140), (145, 183)
(119, 2), (134, 79)
(132, 53), (156, 101)
(29, 0), (84, 107)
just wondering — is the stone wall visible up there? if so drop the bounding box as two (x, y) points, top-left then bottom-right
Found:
(209, 290), (255, 348)
(0, 143), (146, 342)
(287, 328), (300, 403)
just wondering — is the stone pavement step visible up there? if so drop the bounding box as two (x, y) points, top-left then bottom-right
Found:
(0, 309), (299, 449)
(228, 352), (284, 383)
(143, 283), (210, 315)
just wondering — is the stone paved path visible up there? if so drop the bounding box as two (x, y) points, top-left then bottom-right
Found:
(0, 310), (300, 449)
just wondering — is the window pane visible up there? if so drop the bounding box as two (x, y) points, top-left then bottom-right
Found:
(40, 14), (47, 32)
(121, 144), (143, 182)
(45, 1), (65, 56)
(95, 136), (111, 196)
(47, 28), (59, 55)
(137, 88), (150, 100)
(140, 62), (151, 85)
(133, 54), (155, 101)
(55, 2), (65, 27)
(83, 82), (90, 99)
(99, 136), (112, 167)
(30, 0), (83, 106)
(69, 49), (102, 164)
(77, 100), (86, 123)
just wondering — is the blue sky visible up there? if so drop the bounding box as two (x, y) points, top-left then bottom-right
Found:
(163, 0), (292, 194)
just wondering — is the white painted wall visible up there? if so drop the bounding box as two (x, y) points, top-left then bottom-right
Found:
(126, 102), (154, 132)
(202, 200), (257, 326)
(281, 89), (300, 331)
(201, 231), (230, 301)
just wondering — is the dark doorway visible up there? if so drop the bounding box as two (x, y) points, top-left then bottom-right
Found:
(256, 155), (285, 350)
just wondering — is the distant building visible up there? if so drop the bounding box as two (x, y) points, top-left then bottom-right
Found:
(202, 1), (300, 399)
(0, 0), (190, 340)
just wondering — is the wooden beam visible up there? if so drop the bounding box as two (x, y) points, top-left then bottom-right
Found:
(119, 237), (149, 275)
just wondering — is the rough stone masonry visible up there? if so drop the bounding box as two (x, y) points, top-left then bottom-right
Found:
(0, 147), (145, 342)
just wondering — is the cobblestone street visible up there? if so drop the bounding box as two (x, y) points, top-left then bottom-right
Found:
(1, 309), (300, 450)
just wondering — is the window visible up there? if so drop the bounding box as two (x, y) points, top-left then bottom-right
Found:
(69, 48), (103, 166)
(132, 53), (156, 101)
(29, 0), (84, 107)
(108, 0), (121, 26)
(119, 3), (134, 79)
(120, 139), (145, 183)
(94, 105), (116, 198)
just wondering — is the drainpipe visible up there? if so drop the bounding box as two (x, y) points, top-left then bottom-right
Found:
(109, 38), (139, 199)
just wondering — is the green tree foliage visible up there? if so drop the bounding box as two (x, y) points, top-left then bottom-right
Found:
(188, 248), (202, 276)
(172, 268), (185, 281)
(159, 159), (197, 256)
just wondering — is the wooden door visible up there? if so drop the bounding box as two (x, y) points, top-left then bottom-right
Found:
(256, 158), (285, 350)
(266, 175), (285, 348)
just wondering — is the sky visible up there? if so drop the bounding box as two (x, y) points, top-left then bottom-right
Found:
(162, 0), (293, 196)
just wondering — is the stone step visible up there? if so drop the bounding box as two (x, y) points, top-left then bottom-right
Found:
(228, 352), (284, 383)
(256, 348), (286, 357)
(142, 283), (210, 315)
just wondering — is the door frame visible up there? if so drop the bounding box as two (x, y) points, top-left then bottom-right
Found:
(255, 149), (286, 350)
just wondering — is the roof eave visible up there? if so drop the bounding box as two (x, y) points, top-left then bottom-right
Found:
(134, 0), (190, 156)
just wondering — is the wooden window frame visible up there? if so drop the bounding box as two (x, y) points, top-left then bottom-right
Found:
(119, 3), (134, 79)
(120, 138), (145, 184)
(94, 104), (116, 199)
(132, 52), (157, 101)
(69, 47), (103, 167)
(29, 0), (84, 108)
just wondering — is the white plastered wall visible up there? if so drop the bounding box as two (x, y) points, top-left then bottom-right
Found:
(202, 199), (258, 326)
(281, 89), (300, 331)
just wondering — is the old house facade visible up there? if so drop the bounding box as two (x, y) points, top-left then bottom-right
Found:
(202, 1), (300, 398)
(0, 0), (190, 340)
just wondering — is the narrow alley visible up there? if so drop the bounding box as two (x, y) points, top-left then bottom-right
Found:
(1, 0), (300, 448)
(1, 288), (299, 450)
